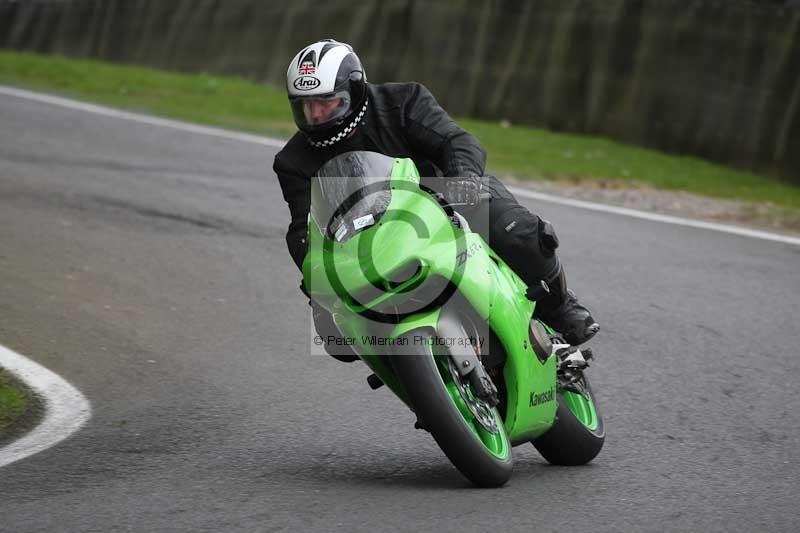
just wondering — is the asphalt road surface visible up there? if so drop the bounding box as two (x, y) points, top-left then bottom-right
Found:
(1, 92), (799, 532)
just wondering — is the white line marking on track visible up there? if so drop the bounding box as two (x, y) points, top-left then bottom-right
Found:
(2, 84), (798, 248)
(508, 187), (800, 247)
(0, 344), (91, 468)
(0, 85), (286, 148)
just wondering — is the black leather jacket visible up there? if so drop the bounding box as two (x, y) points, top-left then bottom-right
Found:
(273, 81), (487, 270)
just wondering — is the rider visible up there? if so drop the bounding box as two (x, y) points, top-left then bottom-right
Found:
(273, 39), (599, 359)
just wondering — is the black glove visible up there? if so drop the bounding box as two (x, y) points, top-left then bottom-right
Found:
(299, 280), (310, 298)
(444, 175), (482, 205)
(310, 298), (359, 362)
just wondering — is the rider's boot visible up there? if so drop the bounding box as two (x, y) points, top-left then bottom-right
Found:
(531, 266), (599, 346)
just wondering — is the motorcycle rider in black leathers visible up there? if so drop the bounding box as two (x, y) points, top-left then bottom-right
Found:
(274, 40), (599, 360)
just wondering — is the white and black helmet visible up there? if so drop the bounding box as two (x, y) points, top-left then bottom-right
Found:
(286, 39), (368, 147)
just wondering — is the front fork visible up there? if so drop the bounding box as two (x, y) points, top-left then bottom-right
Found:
(436, 307), (499, 406)
(391, 305), (499, 407)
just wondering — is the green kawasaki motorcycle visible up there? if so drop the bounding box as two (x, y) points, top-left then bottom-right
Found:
(303, 151), (604, 487)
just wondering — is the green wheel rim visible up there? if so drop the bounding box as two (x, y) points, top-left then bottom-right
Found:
(433, 353), (510, 460)
(561, 390), (599, 431)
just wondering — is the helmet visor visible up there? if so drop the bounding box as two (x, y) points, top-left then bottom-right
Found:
(290, 91), (352, 132)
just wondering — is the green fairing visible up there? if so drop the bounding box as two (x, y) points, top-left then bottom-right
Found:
(303, 155), (560, 443)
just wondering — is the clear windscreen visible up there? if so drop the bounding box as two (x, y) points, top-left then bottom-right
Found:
(311, 151), (394, 242)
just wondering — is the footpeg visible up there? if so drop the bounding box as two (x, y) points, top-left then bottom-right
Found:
(555, 344), (591, 394)
(555, 345), (590, 371)
(582, 347), (594, 361)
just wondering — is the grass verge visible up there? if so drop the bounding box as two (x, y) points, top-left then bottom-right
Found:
(1, 50), (799, 210)
(0, 366), (43, 445)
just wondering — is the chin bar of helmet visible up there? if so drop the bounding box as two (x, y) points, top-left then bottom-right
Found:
(307, 100), (369, 148)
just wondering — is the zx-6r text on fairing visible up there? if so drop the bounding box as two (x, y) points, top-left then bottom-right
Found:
(303, 151), (604, 487)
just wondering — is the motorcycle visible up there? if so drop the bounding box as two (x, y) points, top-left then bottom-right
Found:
(303, 151), (604, 487)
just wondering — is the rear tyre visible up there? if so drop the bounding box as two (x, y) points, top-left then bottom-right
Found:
(392, 329), (513, 487)
(532, 376), (605, 465)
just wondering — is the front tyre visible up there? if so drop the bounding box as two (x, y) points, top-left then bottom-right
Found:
(532, 376), (605, 465)
(392, 329), (513, 487)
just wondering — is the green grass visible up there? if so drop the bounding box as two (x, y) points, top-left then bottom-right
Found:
(463, 118), (800, 208)
(0, 368), (28, 435)
(0, 50), (297, 139)
(2, 50), (799, 209)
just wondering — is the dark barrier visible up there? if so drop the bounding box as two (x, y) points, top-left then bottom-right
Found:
(1, 0), (798, 182)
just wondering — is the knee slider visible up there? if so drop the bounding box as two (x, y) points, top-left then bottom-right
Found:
(491, 207), (559, 283)
(538, 219), (559, 257)
(494, 206), (538, 246)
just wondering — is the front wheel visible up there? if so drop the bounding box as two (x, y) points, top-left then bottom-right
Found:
(392, 329), (513, 487)
(532, 376), (605, 465)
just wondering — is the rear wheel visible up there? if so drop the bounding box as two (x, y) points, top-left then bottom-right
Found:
(532, 374), (605, 465)
(392, 329), (513, 487)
